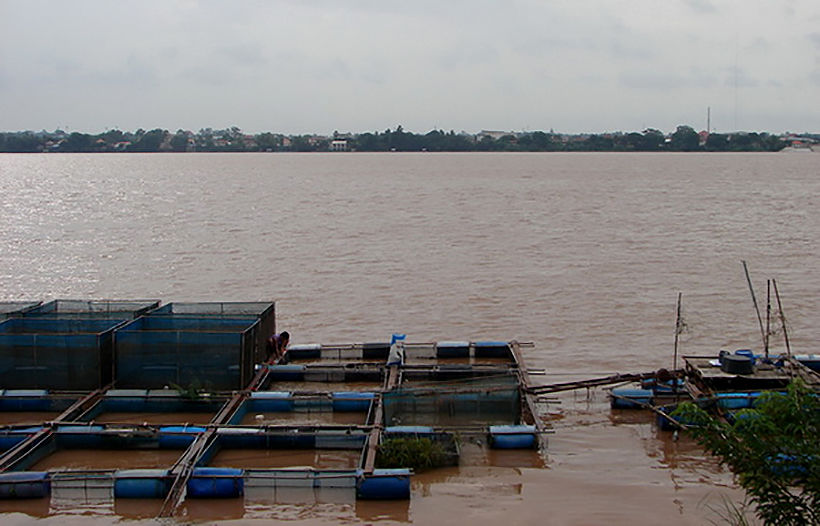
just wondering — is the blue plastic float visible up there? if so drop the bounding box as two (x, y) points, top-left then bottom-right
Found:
(187, 467), (244, 498)
(113, 469), (171, 498)
(356, 469), (411, 500)
(488, 425), (537, 449)
(0, 471), (50, 498)
(610, 388), (653, 409)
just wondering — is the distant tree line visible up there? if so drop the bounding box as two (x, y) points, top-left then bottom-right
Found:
(0, 125), (796, 153)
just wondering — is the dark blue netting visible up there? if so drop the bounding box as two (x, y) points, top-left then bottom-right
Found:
(0, 318), (121, 389)
(115, 316), (259, 390)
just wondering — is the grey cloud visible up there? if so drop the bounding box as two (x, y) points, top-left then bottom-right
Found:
(619, 71), (717, 90)
(809, 33), (820, 48)
(722, 67), (760, 88)
(683, 0), (717, 13)
(216, 44), (270, 67)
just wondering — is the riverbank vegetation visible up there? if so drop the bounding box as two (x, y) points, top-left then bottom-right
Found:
(673, 380), (819, 526)
(0, 125), (800, 153)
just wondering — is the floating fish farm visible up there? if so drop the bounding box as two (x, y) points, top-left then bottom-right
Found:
(608, 349), (820, 430)
(0, 300), (547, 518)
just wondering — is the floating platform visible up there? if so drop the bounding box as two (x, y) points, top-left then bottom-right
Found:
(0, 301), (546, 518)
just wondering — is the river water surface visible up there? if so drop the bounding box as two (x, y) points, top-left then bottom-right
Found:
(1, 152), (819, 525)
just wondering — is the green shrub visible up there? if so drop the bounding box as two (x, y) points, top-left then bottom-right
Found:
(376, 438), (449, 471)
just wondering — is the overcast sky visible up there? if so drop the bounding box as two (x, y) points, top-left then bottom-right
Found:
(1, 0), (819, 135)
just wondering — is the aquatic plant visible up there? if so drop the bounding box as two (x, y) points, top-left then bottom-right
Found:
(376, 438), (449, 471)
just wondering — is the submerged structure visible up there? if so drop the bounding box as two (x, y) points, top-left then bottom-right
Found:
(0, 300), (546, 518)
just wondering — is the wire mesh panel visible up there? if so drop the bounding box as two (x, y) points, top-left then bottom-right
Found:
(0, 302), (41, 319)
(148, 302), (274, 364)
(0, 318), (122, 389)
(23, 300), (160, 320)
(114, 316), (259, 390)
(383, 376), (522, 427)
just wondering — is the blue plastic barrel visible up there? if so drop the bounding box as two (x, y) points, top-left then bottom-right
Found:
(473, 341), (510, 358)
(1, 390), (50, 411)
(610, 388), (653, 409)
(114, 469), (171, 498)
(250, 391), (294, 411)
(489, 425), (537, 449)
(266, 364), (304, 380)
(795, 354), (820, 372)
(362, 343), (390, 360)
(55, 425), (105, 447)
(332, 392), (375, 412)
(0, 426), (43, 451)
(187, 467), (244, 498)
(716, 392), (755, 410)
(158, 425), (206, 448)
(436, 341), (470, 358)
(0, 471), (50, 498)
(356, 469), (411, 500)
(286, 343), (321, 360)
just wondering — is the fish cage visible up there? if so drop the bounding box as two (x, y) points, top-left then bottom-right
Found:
(76, 389), (229, 425)
(114, 316), (261, 390)
(147, 302), (275, 364)
(382, 375), (522, 427)
(0, 330), (546, 518)
(262, 363), (385, 391)
(227, 391), (375, 427)
(0, 317), (125, 390)
(282, 341), (517, 367)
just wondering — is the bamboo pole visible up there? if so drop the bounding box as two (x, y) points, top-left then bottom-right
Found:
(673, 292), (682, 372)
(742, 260), (767, 352)
(772, 279), (792, 359)
(765, 280), (771, 358)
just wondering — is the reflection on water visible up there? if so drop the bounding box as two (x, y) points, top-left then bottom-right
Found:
(91, 411), (215, 425)
(0, 497), (51, 518)
(356, 499), (410, 523)
(31, 449), (183, 470)
(180, 497), (246, 521)
(240, 410), (365, 426)
(210, 448), (361, 469)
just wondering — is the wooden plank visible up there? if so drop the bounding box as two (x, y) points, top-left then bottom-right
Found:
(53, 384), (111, 422)
(363, 364), (397, 474)
(157, 428), (217, 517)
(0, 427), (53, 472)
(527, 371), (675, 394)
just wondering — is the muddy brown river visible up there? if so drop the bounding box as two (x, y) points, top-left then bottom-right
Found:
(2, 151), (819, 524)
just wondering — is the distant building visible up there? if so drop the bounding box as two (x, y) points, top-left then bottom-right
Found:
(330, 139), (349, 152)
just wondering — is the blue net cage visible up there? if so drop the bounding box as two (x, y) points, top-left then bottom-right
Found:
(147, 302), (275, 364)
(0, 317), (124, 390)
(114, 316), (260, 390)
